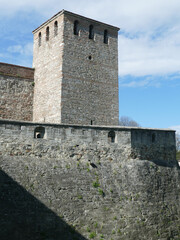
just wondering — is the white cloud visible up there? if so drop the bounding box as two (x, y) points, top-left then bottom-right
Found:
(7, 42), (33, 56)
(1, 0), (180, 31)
(120, 77), (161, 88)
(119, 27), (180, 76)
(169, 126), (180, 135)
(1, 0), (180, 79)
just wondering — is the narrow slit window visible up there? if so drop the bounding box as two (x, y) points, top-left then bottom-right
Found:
(46, 26), (49, 41)
(74, 20), (79, 35)
(38, 32), (41, 46)
(108, 131), (115, 143)
(104, 30), (108, 44)
(152, 133), (156, 143)
(89, 25), (94, 40)
(54, 21), (58, 36)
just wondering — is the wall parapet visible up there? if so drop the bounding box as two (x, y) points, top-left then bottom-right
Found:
(0, 119), (175, 132)
(0, 62), (34, 80)
(0, 119), (176, 162)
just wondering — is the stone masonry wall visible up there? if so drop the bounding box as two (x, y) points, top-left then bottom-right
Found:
(62, 12), (119, 125)
(33, 14), (64, 123)
(0, 74), (34, 121)
(0, 120), (180, 240)
(131, 129), (176, 162)
(33, 11), (119, 125)
(0, 62), (34, 79)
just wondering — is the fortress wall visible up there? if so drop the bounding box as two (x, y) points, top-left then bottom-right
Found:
(32, 14), (64, 123)
(0, 120), (180, 239)
(131, 129), (176, 161)
(61, 13), (119, 125)
(0, 62), (34, 79)
(0, 120), (132, 159)
(0, 120), (176, 161)
(0, 74), (34, 121)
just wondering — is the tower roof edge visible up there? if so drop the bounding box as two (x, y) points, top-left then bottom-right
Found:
(32, 9), (120, 34)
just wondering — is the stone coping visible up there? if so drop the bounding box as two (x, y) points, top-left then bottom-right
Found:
(32, 9), (120, 34)
(0, 119), (175, 132)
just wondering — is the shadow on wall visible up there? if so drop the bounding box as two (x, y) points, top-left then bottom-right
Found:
(148, 158), (180, 168)
(0, 169), (87, 240)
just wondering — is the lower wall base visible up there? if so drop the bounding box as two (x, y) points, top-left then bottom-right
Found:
(0, 141), (180, 240)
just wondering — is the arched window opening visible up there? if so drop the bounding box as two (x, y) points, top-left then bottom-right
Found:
(108, 131), (115, 143)
(89, 25), (94, 40)
(54, 21), (58, 36)
(74, 20), (79, 35)
(104, 30), (108, 44)
(34, 127), (45, 139)
(38, 32), (42, 46)
(152, 133), (156, 143)
(46, 26), (50, 41)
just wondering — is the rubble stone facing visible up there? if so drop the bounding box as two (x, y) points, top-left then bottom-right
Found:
(0, 75), (34, 121)
(61, 13), (119, 125)
(0, 62), (34, 79)
(33, 10), (119, 125)
(33, 14), (64, 123)
(0, 9), (180, 240)
(0, 120), (180, 240)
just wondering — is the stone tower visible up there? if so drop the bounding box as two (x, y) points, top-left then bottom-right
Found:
(32, 10), (119, 125)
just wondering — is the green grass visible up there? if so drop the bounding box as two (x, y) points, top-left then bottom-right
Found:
(89, 232), (96, 239)
(92, 180), (100, 188)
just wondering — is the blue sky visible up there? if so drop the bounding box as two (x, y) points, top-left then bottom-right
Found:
(0, 0), (180, 132)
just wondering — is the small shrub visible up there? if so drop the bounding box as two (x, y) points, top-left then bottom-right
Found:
(66, 164), (70, 169)
(98, 188), (105, 196)
(77, 195), (83, 199)
(94, 222), (98, 228)
(89, 232), (96, 239)
(93, 181), (100, 188)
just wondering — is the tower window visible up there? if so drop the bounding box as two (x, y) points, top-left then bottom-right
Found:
(46, 26), (50, 41)
(152, 133), (156, 143)
(104, 30), (108, 44)
(34, 127), (45, 139)
(74, 20), (79, 35)
(38, 32), (41, 46)
(108, 131), (115, 143)
(54, 21), (58, 36)
(89, 25), (94, 40)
